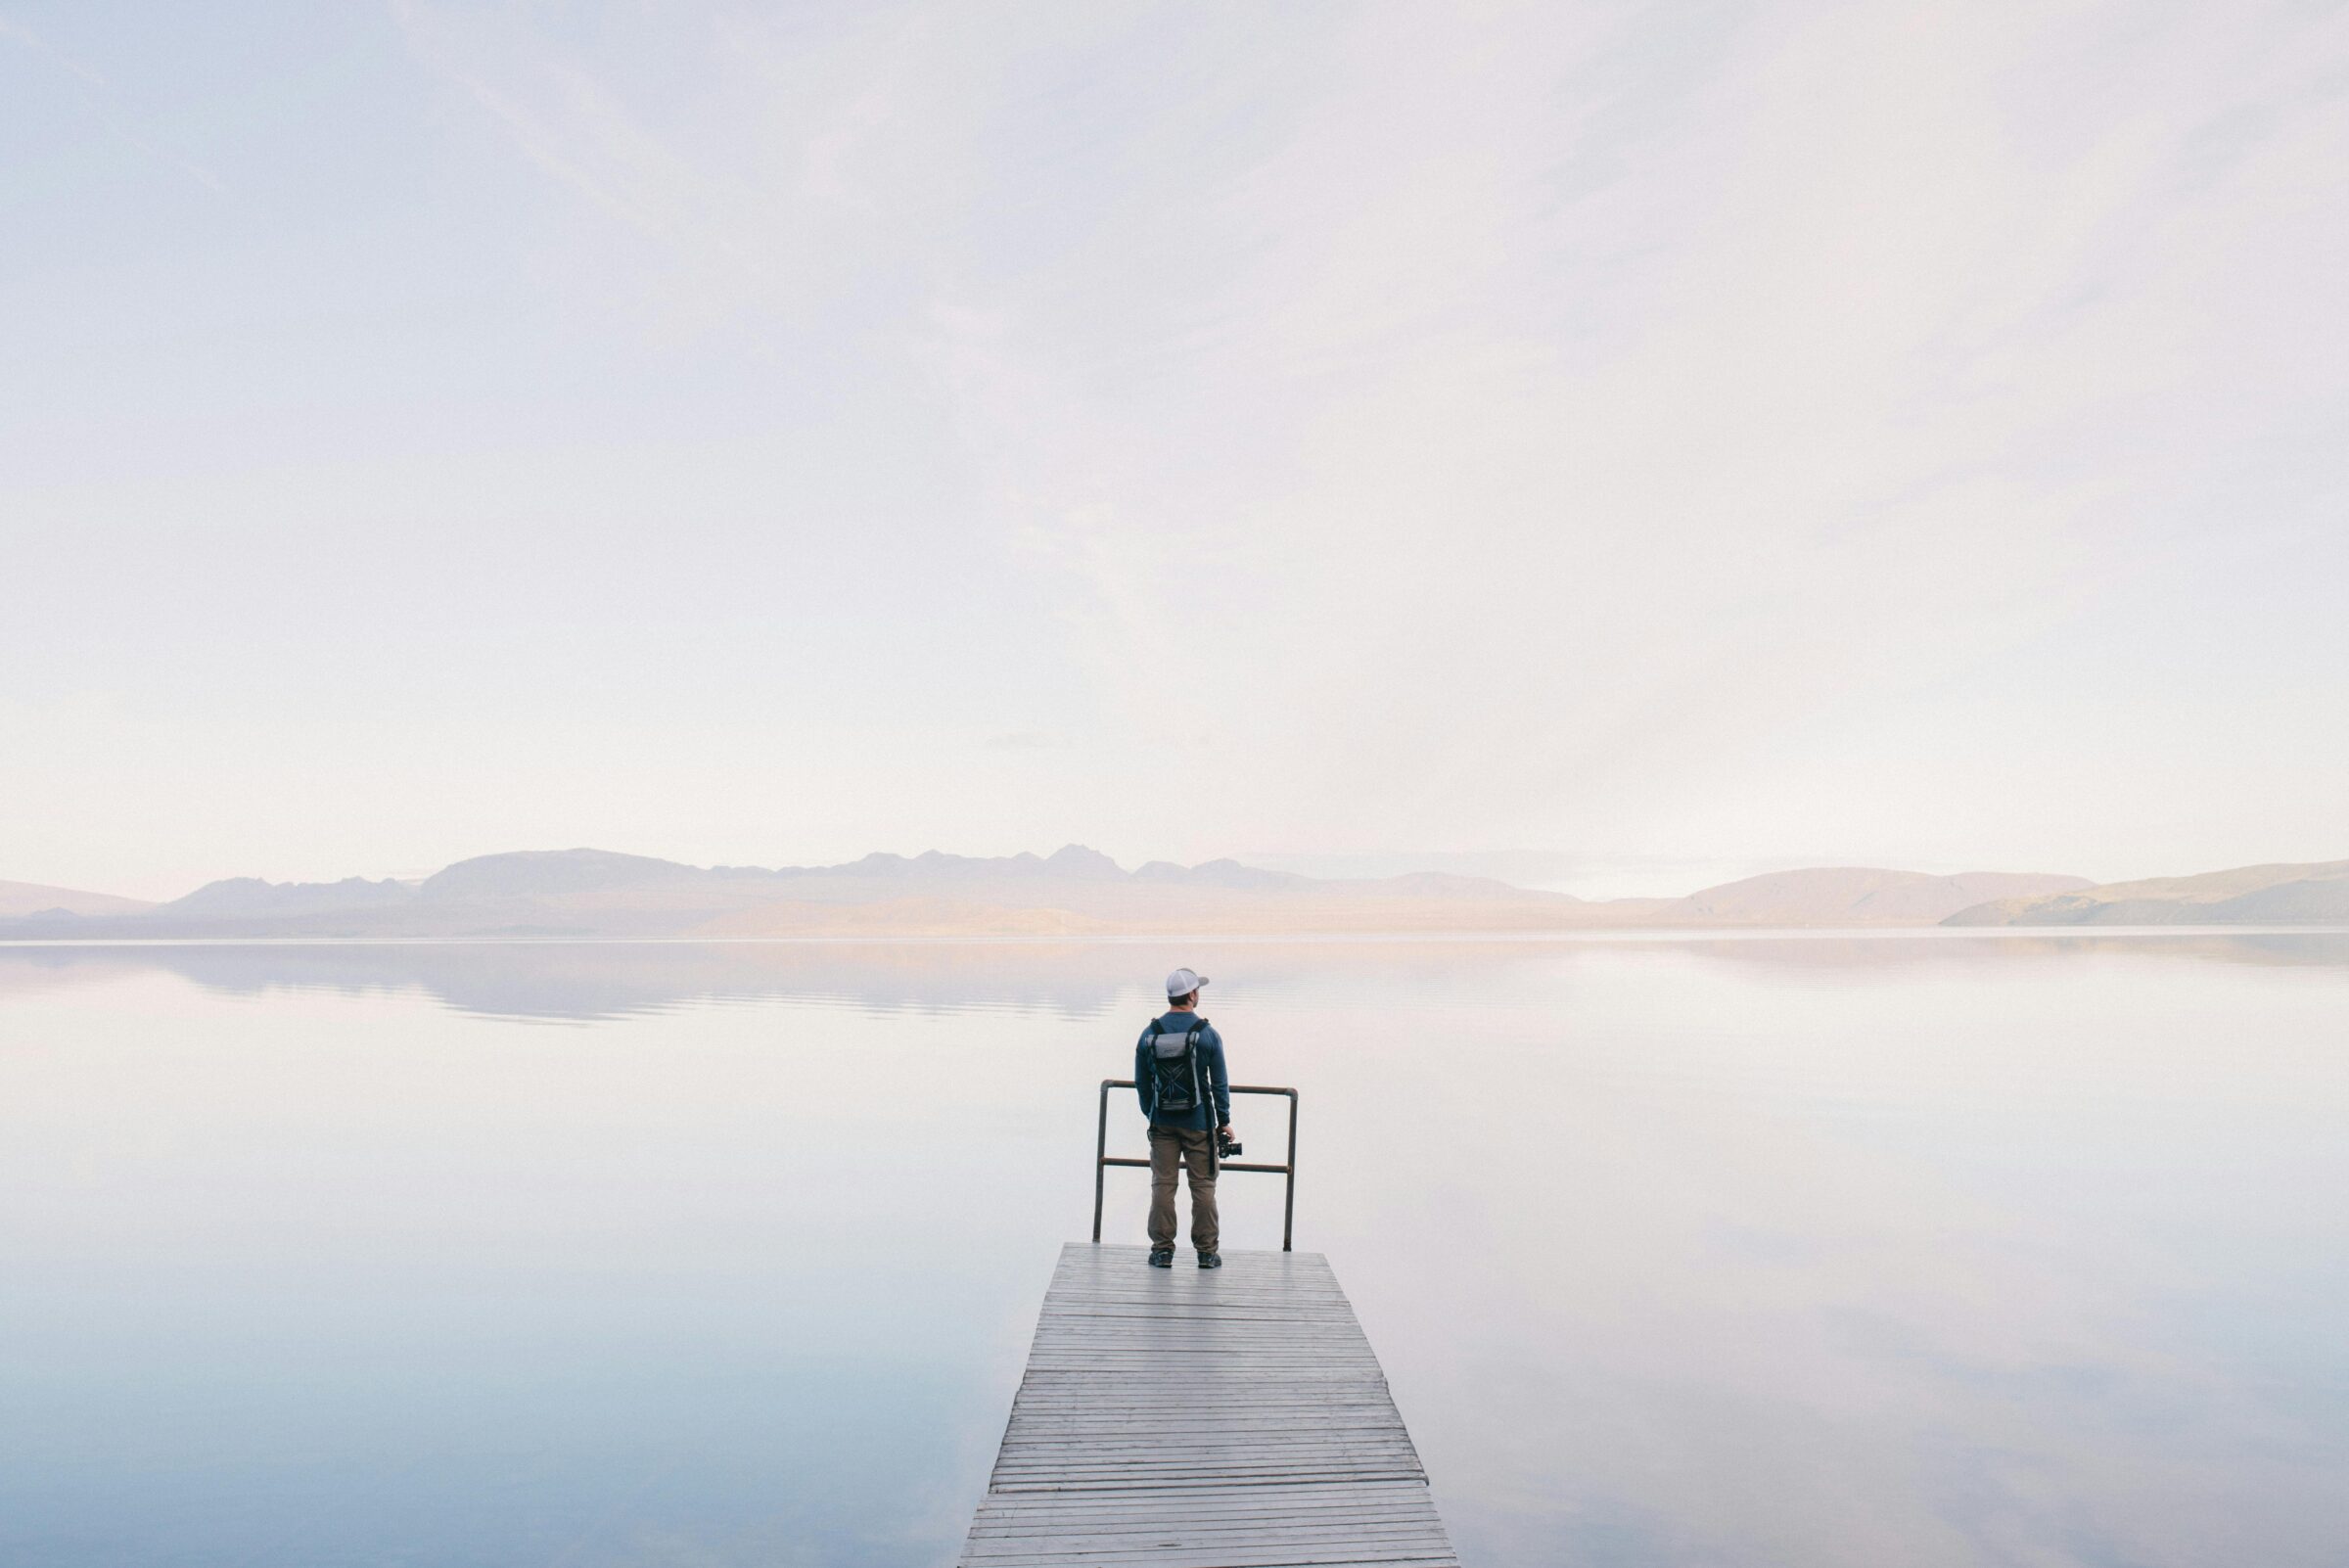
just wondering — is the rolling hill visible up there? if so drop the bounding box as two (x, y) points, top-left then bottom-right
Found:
(0, 880), (159, 919)
(1943, 859), (2349, 926)
(1650, 867), (2093, 926)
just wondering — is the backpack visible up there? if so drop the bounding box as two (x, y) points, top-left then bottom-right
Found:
(1146, 1017), (1209, 1115)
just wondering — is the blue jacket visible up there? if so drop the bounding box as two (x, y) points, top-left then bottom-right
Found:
(1134, 1011), (1230, 1130)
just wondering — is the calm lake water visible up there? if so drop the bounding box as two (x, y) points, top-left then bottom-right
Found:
(2, 935), (2345, 1567)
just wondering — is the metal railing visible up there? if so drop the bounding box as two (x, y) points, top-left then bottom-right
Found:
(1092, 1080), (1301, 1252)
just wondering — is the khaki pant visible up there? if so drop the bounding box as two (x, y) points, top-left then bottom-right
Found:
(1147, 1123), (1219, 1254)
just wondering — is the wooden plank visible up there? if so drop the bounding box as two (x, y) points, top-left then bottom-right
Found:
(956, 1244), (1459, 1568)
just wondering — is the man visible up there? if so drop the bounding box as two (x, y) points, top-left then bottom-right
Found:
(1135, 966), (1232, 1269)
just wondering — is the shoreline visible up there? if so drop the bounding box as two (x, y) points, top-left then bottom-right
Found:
(6, 923), (2348, 949)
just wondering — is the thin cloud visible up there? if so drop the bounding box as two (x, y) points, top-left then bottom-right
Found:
(3, 2), (2342, 892)
(2, 12), (225, 191)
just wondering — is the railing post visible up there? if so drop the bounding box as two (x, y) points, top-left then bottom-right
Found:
(1091, 1080), (1111, 1243)
(1283, 1089), (1299, 1252)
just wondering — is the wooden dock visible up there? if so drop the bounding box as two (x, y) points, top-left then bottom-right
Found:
(957, 1242), (1460, 1567)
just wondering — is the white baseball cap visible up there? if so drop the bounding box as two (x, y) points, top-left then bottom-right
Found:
(1165, 967), (1210, 997)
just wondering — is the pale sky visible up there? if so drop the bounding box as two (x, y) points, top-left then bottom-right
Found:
(4, 2), (2345, 901)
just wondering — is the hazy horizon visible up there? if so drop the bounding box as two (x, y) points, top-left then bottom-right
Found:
(0, 834), (2278, 909)
(7, 3), (2346, 901)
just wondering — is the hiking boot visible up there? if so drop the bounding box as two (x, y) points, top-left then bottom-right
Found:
(1197, 1251), (1222, 1268)
(1148, 1246), (1174, 1268)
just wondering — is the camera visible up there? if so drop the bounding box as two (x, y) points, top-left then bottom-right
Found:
(1216, 1129), (1242, 1160)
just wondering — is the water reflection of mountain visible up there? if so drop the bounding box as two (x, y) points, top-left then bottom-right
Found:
(0, 942), (1139, 1022)
(1652, 931), (2349, 980)
(0, 940), (1617, 1022)
(4, 932), (2346, 1024)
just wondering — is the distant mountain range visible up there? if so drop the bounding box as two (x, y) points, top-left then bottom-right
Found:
(3, 847), (1577, 939)
(3, 849), (2342, 939)
(0, 846), (2283, 938)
